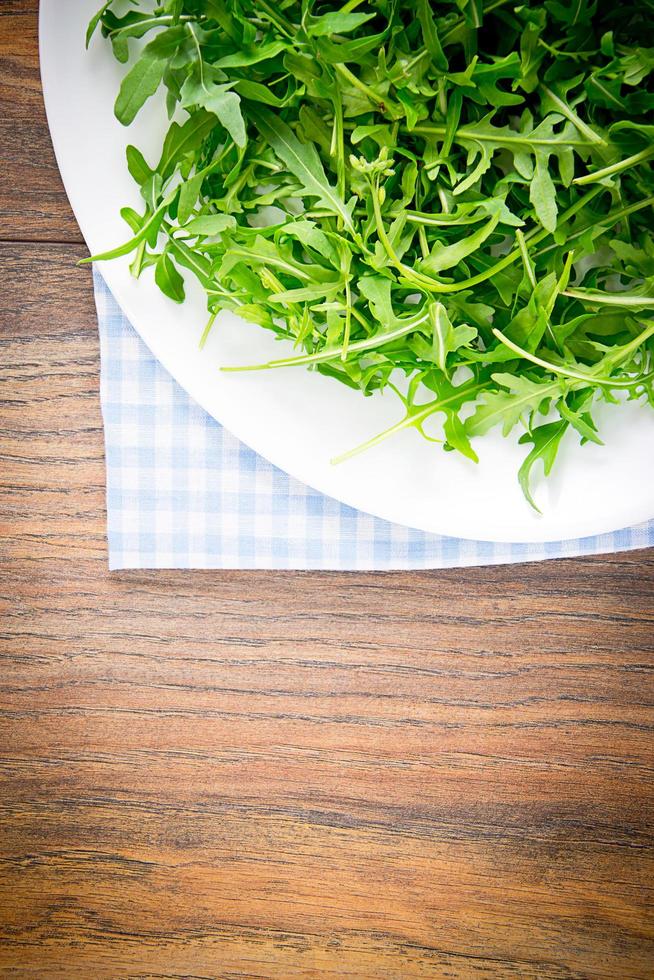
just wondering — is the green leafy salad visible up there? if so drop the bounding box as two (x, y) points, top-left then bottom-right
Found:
(86, 0), (654, 508)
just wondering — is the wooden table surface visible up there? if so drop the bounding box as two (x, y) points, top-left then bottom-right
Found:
(2, 5), (654, 978)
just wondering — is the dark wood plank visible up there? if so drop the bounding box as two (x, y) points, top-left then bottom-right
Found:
(0, 2), (84, 244)
(1, 242), (653, 979)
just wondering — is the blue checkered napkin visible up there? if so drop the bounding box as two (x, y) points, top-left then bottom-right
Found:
(94, 270), (654, 570)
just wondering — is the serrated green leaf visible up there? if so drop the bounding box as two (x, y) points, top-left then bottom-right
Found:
(358, 276), (395, 329)
(467, 375), (563, 437)
(180, 71), (246, 147)
(518, 420), (568, 512)
(249, 106), (355, 234)
(90, 0), (654, 511)
(427, 302), (477, 375)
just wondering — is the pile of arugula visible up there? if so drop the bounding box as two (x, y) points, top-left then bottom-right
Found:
(86, 0), (654, 508)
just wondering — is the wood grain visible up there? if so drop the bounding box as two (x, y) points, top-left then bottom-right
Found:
(0, 2), (83, 244)
(1, 7), (654, 979)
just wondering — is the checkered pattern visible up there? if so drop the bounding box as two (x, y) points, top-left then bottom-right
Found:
(94, 270), (654, 570)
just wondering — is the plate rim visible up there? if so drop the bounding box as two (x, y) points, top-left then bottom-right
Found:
(38, 0), (654, 544)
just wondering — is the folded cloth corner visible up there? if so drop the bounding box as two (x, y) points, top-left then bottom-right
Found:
(94, 269), (654, 570)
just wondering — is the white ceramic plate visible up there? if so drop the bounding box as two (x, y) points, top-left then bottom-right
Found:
(39, 0), (654, 542)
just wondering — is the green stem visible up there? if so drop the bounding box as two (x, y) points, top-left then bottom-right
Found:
(613, 322), (654, 360)
(221, 309), (431, 371)
(537, 38), (596, 60)
(187, 23), (207, 90)
(492, 324), (654, 388)
(370, 180), (443, 292)
(332, 384), (485, 464)
(405, 210), (485, 227)
(167, 235), (243, 307)
(562, 288), (654, 308)
(109, 14), (194, 36)
(251, 0), (295, 37)
(411, 123), (598, 150)
(330, 94), (346, 212)
(375, 186), (605, 296)
(79, 195), (174, 264)
(402, 49), (432, 78)
(440, 0), (511, 43)
(534, 195), (654, 259)
(516, 229), (536, 288)
(130, 239), (147, 278)
(341, 278), (353, 361)
(540, 85), (606, 146)
(334, 64), (403, 120)
(573, 146), (654, 185)
(199, 310), (218, 350)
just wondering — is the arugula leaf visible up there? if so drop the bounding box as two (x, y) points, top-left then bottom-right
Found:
(86, 2), (112, 48)
(114, 26), (186, 125)
(155, 251), (186, 303)
(126, 144), (153, 187)
(182, 213), (237, 235)
(282, 221), (339, 265)
(416, 0), (448, 72)
(180, 68), (246, 147)
(518, 421), (569, 512)
(466, 374), (563, 437)
(81, 194), (175, 263)
(426, 302), (476, 376)
(419, 211), (501, 274)
(214, 41), (287, 68)
(306, 11), (376, 37)
(157, 111), (215, 180)
(88, 0), (654, 509)
(248, 106), (356, 235)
